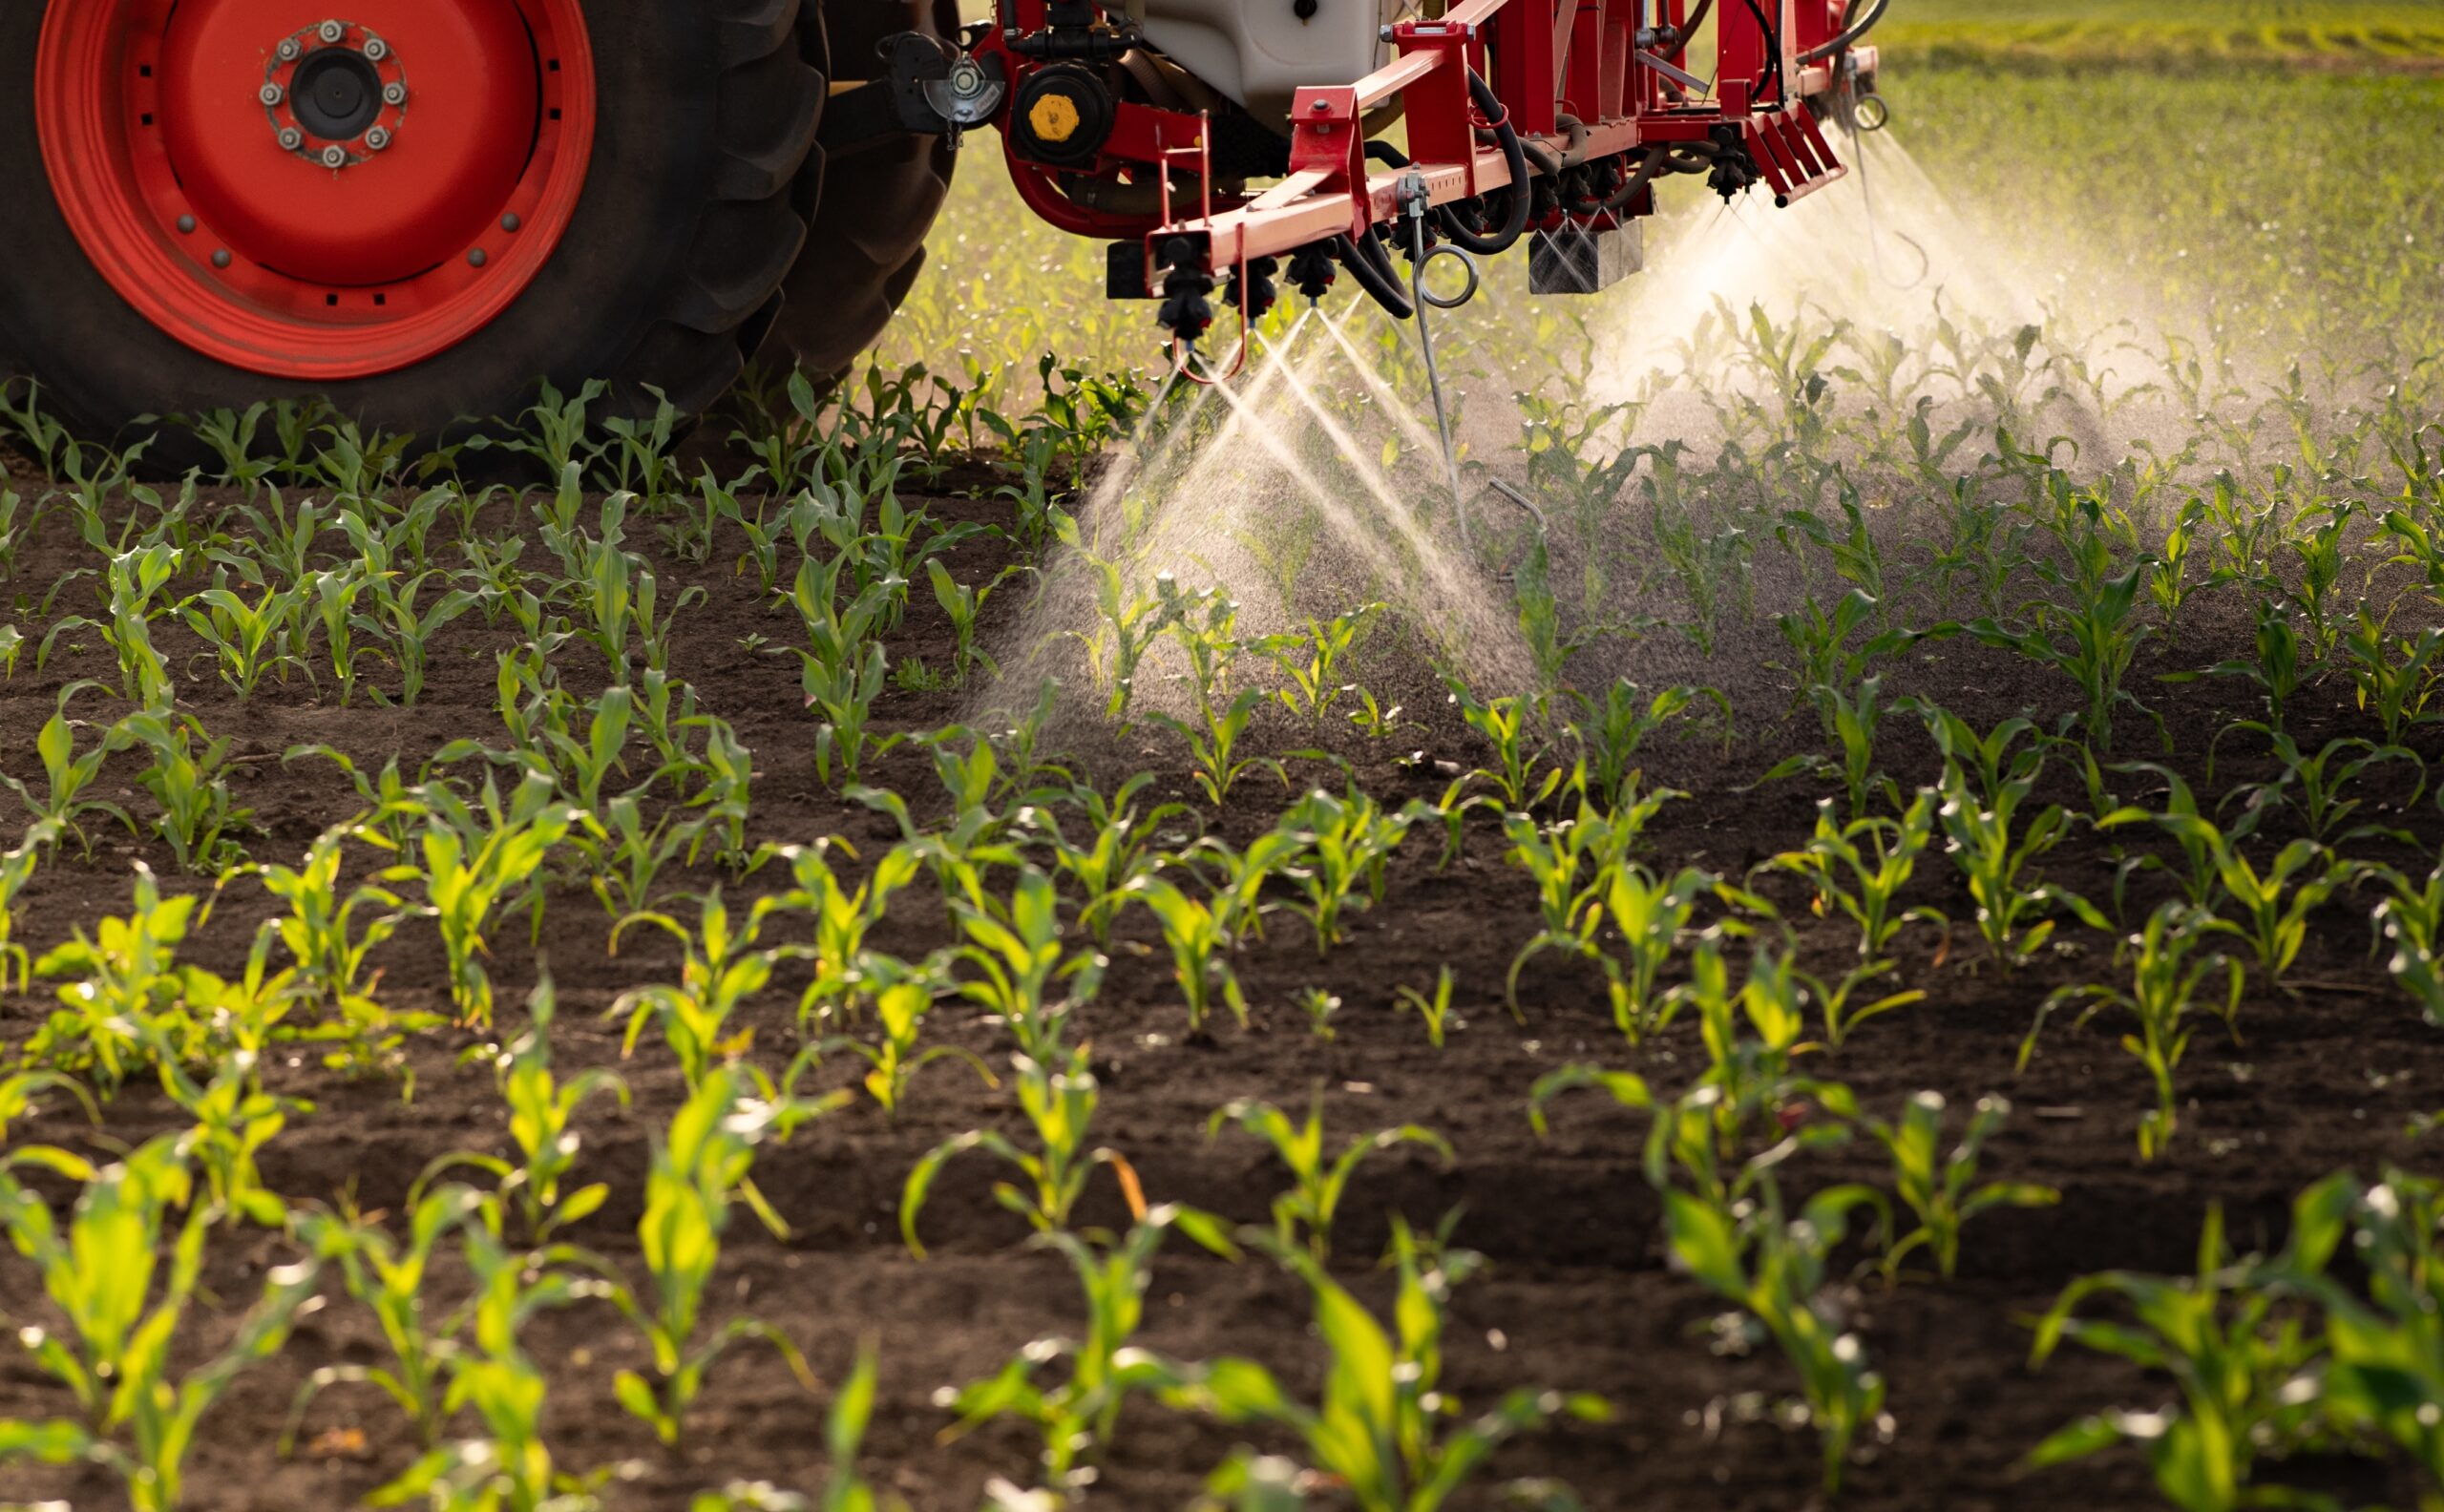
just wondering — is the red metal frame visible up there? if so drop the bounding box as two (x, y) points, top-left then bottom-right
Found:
(969, 0), (1872, 299)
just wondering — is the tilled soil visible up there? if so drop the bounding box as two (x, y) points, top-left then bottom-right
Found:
(1, 484), (2438, 1511)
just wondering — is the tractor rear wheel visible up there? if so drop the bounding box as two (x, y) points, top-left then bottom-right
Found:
(0, 0), (937, 454)
(769, 0), (962, 386)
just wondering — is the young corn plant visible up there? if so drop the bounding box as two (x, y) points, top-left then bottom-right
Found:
(1444, 673), (1559, 811)
(2024, 902), (2242, 1161)
(285, 1184), (492, 1455)
(1759, 791), (1947, 961)
(1176, 1220), (1607, 1512)
(0, 819), (61, 992)
(179, 578), (306, 697)
(950, 866), (1106, 1061)
(248, 818), (435, 1082)
(2337, 607), (2443, 743)
(1395, 967), (1459, 1049)
(790, 551), (902, 789)
(2217, 725), (2424, 848)
(900, 1045), (1133, 1256)
(1030, 773), (1191, 947)
(806, 977), (997, 1117)
(425, 974), (629, 1241)
(118, 709), (254, 873)
(1206, 1097), (1453, 1261)
(41, 541), (180, 711)
(1275, 786), (1417, 955)
(607, 1069), (820, 1455)
(1934, 759), (2104, 971)
(26, 864), (205, 1092)
(2373, 854), (2444, 1026)
(938, 1207), (1239, 1500)
(613, 889), (789, 1089)
(1969, 559), (2159, 753)
(412, 772), (579, 1028)
(1866, 1091), (2055, 1281)
(2024, 1187), (2347, 1512)
(1564, 679), (1731, 809)
(0, 1137), (327, 1512)
(2191, 834), (2359, 984)
(1665, 1177), (1892, 1495)
(752, 839), (924, 1030)
(1127, 877), (1249, 1032)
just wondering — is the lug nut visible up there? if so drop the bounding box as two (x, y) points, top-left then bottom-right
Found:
(260, 83), (284, 106)
(279, 127), (305, 150)
(277, 37), (302, 61)
(363, 37), (389, 61)
(384, 82), (409, 106)
(318, 19), (346, 43)
(322, 144), (349, 169)
(366, 127), (391, 151)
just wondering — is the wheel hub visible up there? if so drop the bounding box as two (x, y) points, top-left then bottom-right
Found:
(286, 42), (387, 143)
(35, 0), (598, 380)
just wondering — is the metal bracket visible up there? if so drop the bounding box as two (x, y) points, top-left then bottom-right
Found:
(814, 36), (1006, 155)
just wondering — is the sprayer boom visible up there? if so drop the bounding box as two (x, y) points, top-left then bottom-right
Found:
(859, 0), (1890, 357)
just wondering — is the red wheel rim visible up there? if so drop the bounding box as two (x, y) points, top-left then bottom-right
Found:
(36, 0), (597, 382)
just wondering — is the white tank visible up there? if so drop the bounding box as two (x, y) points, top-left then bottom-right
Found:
(1136, 0), (1394, 125)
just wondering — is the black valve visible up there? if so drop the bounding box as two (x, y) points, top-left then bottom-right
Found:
(1287, 243), (1338, 304)
(1226, 256), (1279, 322)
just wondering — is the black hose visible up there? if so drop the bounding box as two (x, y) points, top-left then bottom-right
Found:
(1441, 71), (1533, 257)
(1799, 0), (1888, 63)
(1334, 232), (1414, 320)
(1740, 0), (1783, 94)
(1665, 0), (1715, 60)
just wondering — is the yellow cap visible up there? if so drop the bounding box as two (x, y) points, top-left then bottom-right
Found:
(1028, 92), (1083, 145)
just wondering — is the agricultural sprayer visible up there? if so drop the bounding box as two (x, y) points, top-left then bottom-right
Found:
(1, 0), (1886, 448)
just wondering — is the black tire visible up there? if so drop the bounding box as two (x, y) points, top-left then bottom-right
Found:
(763, 0), (960, 384)
(0, 0), (827, 454)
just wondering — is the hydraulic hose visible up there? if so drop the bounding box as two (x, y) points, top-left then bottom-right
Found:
(1801, 0), (1889, 63)
(1360, 73), (1532, 261)
(1443, 71), (1534, 256)
(1664, 0), (1715, 60)
(1335, 231), (1415, 320)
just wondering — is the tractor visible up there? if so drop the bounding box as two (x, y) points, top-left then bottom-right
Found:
(1, 0), (1886, 445)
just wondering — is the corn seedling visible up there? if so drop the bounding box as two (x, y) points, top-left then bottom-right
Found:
(1867, 1092), (2054, 1280)
(248, 818), (430, 1080)
(605, 1069), (818, 1454)
(0, 682), (134, 859)
(1664, 1178), (1891, 1494)
(179, 578), (306, 697)
(2374, 854), (2444, 1026)
(2338, 606), (2444, 743)
(1275, 786), (1416, 954)
(1969, 559), (2159, 752)
(1207, 1096), (1453, 1261)
(753, 839), (924, 1029)
(951, 866), (1106, 1061)
(901, 1045), (1131, 1255)
(0, 819), (60, 991)
(118, 709), (253, 873)
(0, 1137), (327, 1512)
(2217, 724), (2424, 847)
(1127, 876), (1249, 1031)
(1564, 679), (1730, 809)
(806, 977), (997, 1117)
(1175, 1219), (1606, 1512)
(1395, 966), (1458, 1048)
(413, 772), (579, 1028)
(612, 890), (790, 1088)
(1935, 759), (2104, 971)
(2195, 835), (2360, 983)
(939, 1206), (1236, 1498)
(425, 974), (629, 1241)
(41, 541), (180, 711)
(26, 864), (203, 1091)
(1030, 772), (1191, 946)
(2024, 1188), (2347, 1512)
(1760, 791), (1947, 960)
(2025, 902), (2243, 1160)
(1444, 673), (1558, 811)
(1589, 864), (1742, 1042)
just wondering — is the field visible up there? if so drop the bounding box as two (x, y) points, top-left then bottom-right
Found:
(6, 8), (2444, 1512)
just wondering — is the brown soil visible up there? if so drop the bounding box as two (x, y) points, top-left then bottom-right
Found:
(2, 484), (2438, 1512)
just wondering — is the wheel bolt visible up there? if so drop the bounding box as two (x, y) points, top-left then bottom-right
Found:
(212, 249), (233, 268)
(277, 38), (302, 61)
(260, 83), (284, 106)
(318, 19), (346, 43)
(322, 144), (349, 169)
(384, 82), (409, 106)
(363, 38), (389, 62)
(279, 127), (304, 150)
(366, 127), (391, 151)
(469, 248), (488, 267)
